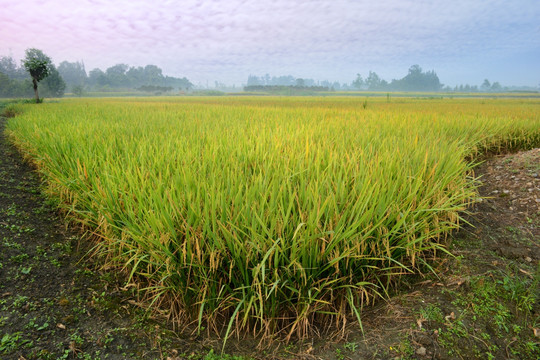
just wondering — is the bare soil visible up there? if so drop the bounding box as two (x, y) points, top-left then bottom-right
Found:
(1, 113), (538, 359)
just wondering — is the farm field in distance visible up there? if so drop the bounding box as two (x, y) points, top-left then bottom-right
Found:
(3, 96), (540, 351)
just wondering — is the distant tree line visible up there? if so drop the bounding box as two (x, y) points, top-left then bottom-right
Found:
(247, 66), (523, 93)
(84, 63), (193, 92)
(445, 79), (503, 93)
(3, 53), (533, 98)
(0, 54), (65, 98)
(136, 85), (174, 93)
(352, 65), (443, 92)
(244, 85), (330, 93)
(0, 53), (193, 98)
(246, 74), (350, 90)
(351, 65), (525, 93)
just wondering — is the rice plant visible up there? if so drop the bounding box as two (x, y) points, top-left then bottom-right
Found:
(6, 96), (540, 341)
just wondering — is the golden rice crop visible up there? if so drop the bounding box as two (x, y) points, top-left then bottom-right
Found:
(6, 96), (540, 340)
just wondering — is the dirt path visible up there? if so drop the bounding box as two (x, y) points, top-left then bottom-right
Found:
(1, 110), (539, 359)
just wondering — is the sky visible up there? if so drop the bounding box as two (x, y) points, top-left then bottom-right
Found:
(1, 0), (539, 87)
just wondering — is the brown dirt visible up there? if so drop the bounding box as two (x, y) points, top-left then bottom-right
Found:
(471, 149), (539, 261)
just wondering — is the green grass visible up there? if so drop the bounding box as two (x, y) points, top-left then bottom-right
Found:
(5, 96), (540, 341)
(420, 268), (540, 359)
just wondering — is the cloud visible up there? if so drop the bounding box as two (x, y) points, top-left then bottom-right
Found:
(1, 0), (539, 85)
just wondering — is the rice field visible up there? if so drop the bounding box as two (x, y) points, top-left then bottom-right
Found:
(5, 96), (540, 340)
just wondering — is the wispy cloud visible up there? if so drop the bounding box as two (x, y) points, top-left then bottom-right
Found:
(1, 0), (539, 85)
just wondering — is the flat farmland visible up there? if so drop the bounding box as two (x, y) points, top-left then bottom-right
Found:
(5, 96), (540, 342)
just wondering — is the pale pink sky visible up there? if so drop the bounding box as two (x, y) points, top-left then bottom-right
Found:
(1, 0), (539, 86)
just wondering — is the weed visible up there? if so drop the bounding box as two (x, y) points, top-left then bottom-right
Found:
(51, 241), (72, 253)
(49, 258), (62, 267)
(397, 337), (415, 358)
(344, 341), (358, 352)
(42, 298), (54, 306)
(498, 265), (540, 313)
(11, 295), (29, 308)
(35, 245), (47, 256)
(104, 333), (114, 346)
(0, 332), (30, 354)
(24, 317), (49, 331)
(0, 223), (34, 234)
(3, 239), (23, 250)
(70, 332), (84, 346)
(201, 349), (250, 359)
(3, 204), (17, 216)
(75, 268), (94, 276)
(419, 303), (444, 323)
(91, 291), (109, 309)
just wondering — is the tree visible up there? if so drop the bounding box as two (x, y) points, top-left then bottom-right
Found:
(88, 68), (108, 87)
(0, 56), (27, 80)
(22, 48), (52, 103)
(105, 64), (129, 87)
(352, 74), (364, 89)
(481, 79), (491, 91)
(366, 71), (382, 90)
(57, 61), (87, 88)
(247, 75), (261, 86)
(42, 66), (66, 97)
(491, 82), (502, 92)
(0, 72), (13, 97)
(390, 65), (442, 91)
(143, 65), (164, 85)
(72, 85), (84, 97)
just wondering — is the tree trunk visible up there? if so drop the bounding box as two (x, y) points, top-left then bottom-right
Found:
(32, 78), (39, 103)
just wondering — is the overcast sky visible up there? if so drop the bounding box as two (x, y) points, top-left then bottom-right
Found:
(1, 0), (539, 87)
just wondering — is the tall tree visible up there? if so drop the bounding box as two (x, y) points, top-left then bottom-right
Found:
(481, 79), (491, 91)
(491, 82), (502, 92)
(392, 65), (442, 91)
(88, 68), (108, 87)
(352, 74), (364, 89)
(105, 64), (130, 87)
(22, 48), (52, 103)
(143, 65), (164, 85)
(366, 71), (382, 90)
(0, 72), (13, 97)
(57, 61), (87, 89)
(0, 56), (27, 80)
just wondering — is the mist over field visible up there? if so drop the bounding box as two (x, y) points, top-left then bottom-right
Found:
(1, 0), (539, 89)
